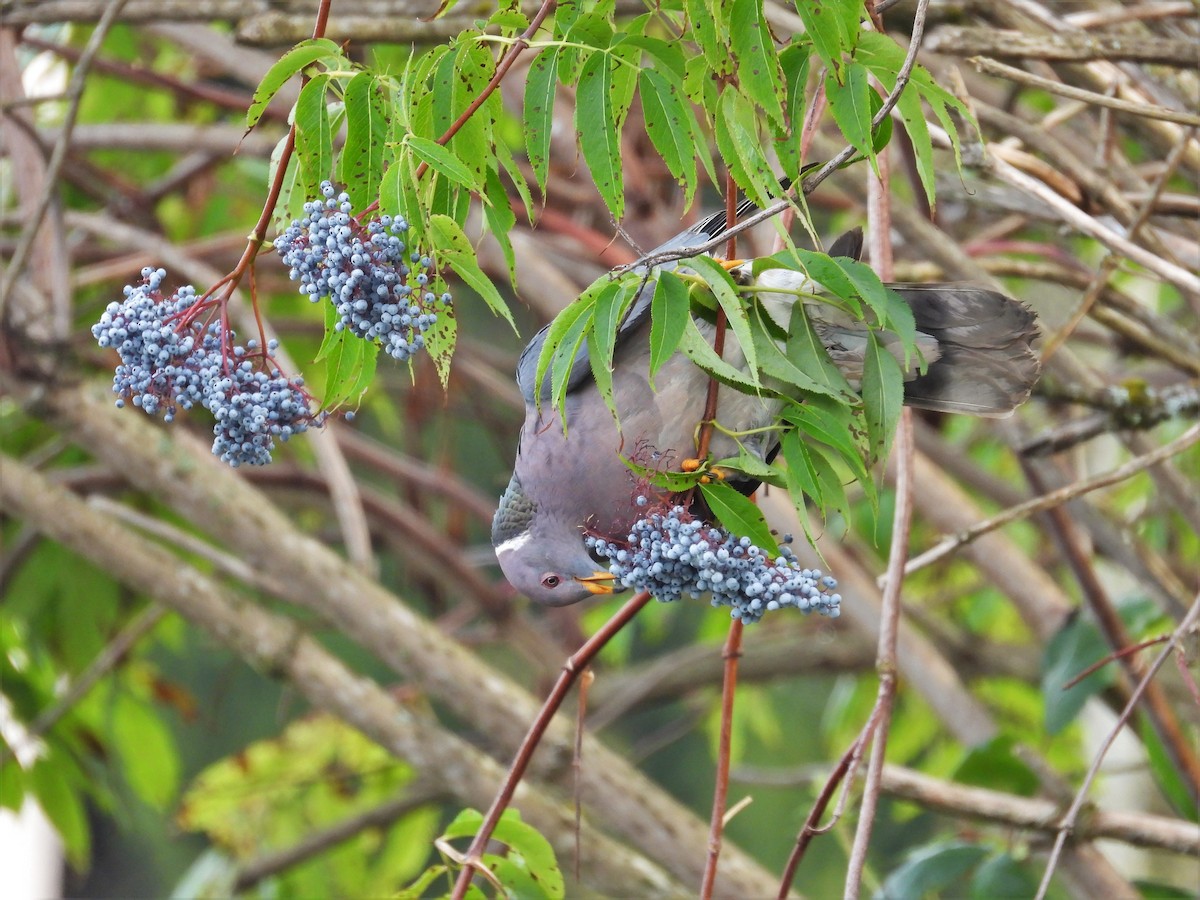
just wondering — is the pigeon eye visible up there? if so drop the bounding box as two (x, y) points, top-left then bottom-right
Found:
(540, 574), (561, 589)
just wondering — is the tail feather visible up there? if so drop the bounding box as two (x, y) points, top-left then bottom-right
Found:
(891, 284), (1040, 417)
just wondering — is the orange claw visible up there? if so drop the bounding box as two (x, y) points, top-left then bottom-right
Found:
(681, 458), (703, 473)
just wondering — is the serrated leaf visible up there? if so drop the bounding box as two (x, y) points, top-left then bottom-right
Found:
(609, 43), (639, 131)
(483, 165), (518, 287)
(784, 302), (857, 397)
(712, 447), (786, 487)
(576, 52), (624, 219)
(428, 214), (516, 329)
(826, 63), (876, 172)
(405, 135), (481, 190)
(649, 272), (690, 383)
(338, 72), (389, 210)
(782, 398), (869, 487)
(318, 328), (367, 407)
(561, 13), (612, 82)
(380, 154), (426, 251)
(730, 0), (784, 128)
(685, 0), (733, 76)
(533, 276), (613, 412)
(715, 89), (779, 209)
(294, 73), (333, 196)
(806, 438), (852, 523)
(424, 306), (457, 391)
(524, 47), (559, 196)
(679, 316), (761, 394)
(489, 811), (563, 898)
(640, 69), (697, 207)
(268, 132), (305, 237)
(687, 257), (759, 382)
(450, 43), (495, 189)
(776, 44), (811, 179)
(589, 280), (638, 421)
(795, 0), (850, 80)
(247, 39), (343, 130)
(861, 331), (903, 463)
(780, 429), (823, 526)
(699, 481), (780, 554)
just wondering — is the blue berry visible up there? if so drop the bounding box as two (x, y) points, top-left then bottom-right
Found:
(274, 181), (452, 362)
(585, 506), (840, 623)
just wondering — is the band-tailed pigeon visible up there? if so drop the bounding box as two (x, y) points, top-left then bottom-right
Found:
(492, 210), (1040, 606)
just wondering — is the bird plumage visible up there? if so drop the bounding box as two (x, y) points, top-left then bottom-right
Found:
(493, 220), (1040, 606)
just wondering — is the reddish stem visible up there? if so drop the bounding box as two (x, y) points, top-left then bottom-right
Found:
(414, 0), (558, 182)
(449, 590), (652, 899)
(699, 617), (745, 899)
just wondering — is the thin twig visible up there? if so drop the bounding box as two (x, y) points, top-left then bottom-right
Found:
(897, 423), (1200, 581)
(986, 153), (1200, 297)
(970, 58), (1200, 138)
(0, 0), (130, 315)
(0, 602), (165, 768)
(449, 590), (653, 900)
(844, 409), (913, 899)
(621, 0), (931, 274)
(1035, 591), (1200, 899)
(699, 618), (744, 900)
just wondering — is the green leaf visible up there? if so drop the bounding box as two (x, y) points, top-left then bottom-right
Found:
(687, 257), (759, 382)
(649, 272), (690, 383)
(294, 73), (333, 196)
(338, 72), (389, 210)
(826, 63), (875, 171)
(699, 480), (780, 555)
(482, 165), (518, 287)
(751, 306), (841, 399)
(588, 280), (638, 421)
(715, 89), (779, 209)
(782, 398), (869, 487)
(1137, 716), (1199, 821)
(873, 842), (989, 900)
(779, 429), (823, 540)
(424, 307), (457, 391)
(861, 331), (904, 463)
(246, 39), (344, 130)
(730, 0), (785, 128)
(1042, 614), (1115, 734)
(489, 810), (563, 899)
(427, 214), (516, 329)
(795, 0), (850, 80)
(712, 447), (787, 488)
(784, 302), (857, 398)
(969, 853), (1039, 900)
(450, 43), (495, 191)
(315, 303), (375, 408)
(576, 52), (624, 219)
(405, 135), (481, 190)
(639, 68), (697, 207)
(679, 315), (761, 395)
(953, 736), (1038, 797)
(776, 44), (811, 179)
(32, 756), (89, 869)
(524, 47), (559, 196)
(113, 693), (179, 810)
(533, 276), (612, 412)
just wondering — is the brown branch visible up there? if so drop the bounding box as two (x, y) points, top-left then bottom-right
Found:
(973, 56), (1200, 128)
(1036, 591), (1200, 898)
(926, 26), (1200, 68)
(903, 423), (1200, 578)
(1023, 460), (1200, 800)
(880, 765), (1200, 855)
(699, 618), (743, 900)
(233, 781), (448, 891)
(0, 0), (129, 315)
(449, 590), (654, 900)
(25, 379), (789, 897)
(0, 451), (684, 897)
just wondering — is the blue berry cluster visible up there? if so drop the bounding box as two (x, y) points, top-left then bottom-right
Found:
(93, 267), (312, 467)
(274, 181), (452, 362)
(586, 503), (841, 624)
(92, 268), (219, 422)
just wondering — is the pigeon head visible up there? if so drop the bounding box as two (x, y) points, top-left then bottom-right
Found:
(491, 474), (620, 606)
